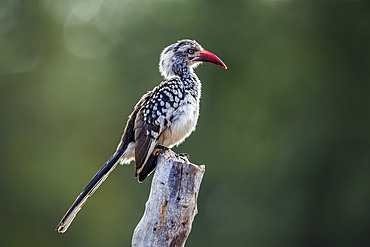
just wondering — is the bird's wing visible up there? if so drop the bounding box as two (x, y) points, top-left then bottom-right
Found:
(133, 78), (184, 177)
(134, 111), (160, 176)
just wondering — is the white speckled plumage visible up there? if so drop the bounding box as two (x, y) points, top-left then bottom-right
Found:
(118, 40), (205, 176)
(56, 39), (226, 233)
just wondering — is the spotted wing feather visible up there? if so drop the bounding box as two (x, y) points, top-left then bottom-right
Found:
(133, 78), (185, 179)
(134, 112), (160, 176)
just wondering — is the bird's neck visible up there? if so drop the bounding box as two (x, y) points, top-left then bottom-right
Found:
(177, 67), (201, 100)
(172, 63), (191, 77)
(165, 64), (201, 99)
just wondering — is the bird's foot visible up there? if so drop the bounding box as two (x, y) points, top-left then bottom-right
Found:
(156, 145), (171, 155)
(178, 153), (189, 159)
(176, 153), (190, 162)
(155, 146), (189, 161)
(156, 145), (169, 151)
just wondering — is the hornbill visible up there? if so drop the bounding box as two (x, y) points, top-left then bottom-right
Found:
(56, 39), (227, 233)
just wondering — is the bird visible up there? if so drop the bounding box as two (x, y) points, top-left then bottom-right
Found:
(56, 39), (227, 233)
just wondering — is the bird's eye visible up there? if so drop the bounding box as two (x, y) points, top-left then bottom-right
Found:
(188, 49), (194, 54)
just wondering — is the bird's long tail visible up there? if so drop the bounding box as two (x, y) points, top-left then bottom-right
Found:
(55, 148), (125, 233)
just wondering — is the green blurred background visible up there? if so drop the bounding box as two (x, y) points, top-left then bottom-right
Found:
(1, 0), (369, 246)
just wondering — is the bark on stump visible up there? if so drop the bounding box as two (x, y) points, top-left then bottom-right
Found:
(132, 150), (205, 247)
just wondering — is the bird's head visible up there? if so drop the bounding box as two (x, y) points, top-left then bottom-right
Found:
(159, 39), (227, 79)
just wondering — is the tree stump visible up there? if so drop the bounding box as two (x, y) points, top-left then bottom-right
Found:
(132, 150), (205, 247)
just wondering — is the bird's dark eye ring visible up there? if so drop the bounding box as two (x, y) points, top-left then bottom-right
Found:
(188, 49), (194, 54)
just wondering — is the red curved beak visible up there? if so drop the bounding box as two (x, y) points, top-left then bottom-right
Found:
(195, 50), (227, 69)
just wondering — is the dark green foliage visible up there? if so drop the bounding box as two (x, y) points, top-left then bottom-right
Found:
(0, 0), (369, 246)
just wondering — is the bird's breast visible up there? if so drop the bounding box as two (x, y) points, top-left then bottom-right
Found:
(159, 96), (199, 148)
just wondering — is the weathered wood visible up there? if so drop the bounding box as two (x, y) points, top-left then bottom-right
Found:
(132, 150), (205, 247)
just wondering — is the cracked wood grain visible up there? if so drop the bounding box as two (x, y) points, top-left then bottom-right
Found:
(132, 150), (205, 247)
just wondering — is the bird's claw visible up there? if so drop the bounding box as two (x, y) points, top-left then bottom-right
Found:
(176, 153), (190, 162)
(155, 145), (189, 161)
(179, 153), (189, 159)
(156, 145), (169, 151)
